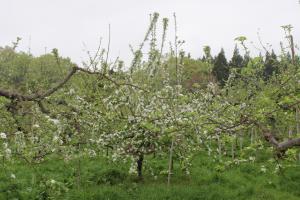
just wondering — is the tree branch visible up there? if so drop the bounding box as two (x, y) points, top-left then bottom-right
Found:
(0, 66), (77, 101)
(257, 123), (300, 154)
(0, 65), (147, 102)
(278, 137), (300, 151)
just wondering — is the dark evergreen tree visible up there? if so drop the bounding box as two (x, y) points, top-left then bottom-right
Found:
(263, 50), (279, 80)
(229, 45), (244, 71)
(212, 48), (229, 86)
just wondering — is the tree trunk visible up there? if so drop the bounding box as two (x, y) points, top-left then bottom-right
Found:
(137, 154), (144, 179)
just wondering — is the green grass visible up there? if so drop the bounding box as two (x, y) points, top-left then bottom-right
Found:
(0, 152), (300, 200)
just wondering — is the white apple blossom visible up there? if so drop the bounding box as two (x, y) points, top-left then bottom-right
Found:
(260, 165), (267, 173)
(10, 173), (16, 179)
(33, 124), (40, 128)
(0, 132), (6, 139)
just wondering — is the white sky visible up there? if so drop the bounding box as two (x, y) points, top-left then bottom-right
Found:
(1, 0), (299, 66)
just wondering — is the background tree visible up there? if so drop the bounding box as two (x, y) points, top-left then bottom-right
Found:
(229, 45), (244, 71)
(263, 50), (279, 80)
(212, 48), (229, 86)
(202, 45), (213, 63)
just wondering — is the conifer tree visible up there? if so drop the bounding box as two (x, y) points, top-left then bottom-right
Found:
(263, 50), (279, 80)
(229, 45), (244, 71)
(212, 48), (229, 86)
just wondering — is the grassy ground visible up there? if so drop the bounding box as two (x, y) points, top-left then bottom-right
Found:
(0, 151), (300, 200)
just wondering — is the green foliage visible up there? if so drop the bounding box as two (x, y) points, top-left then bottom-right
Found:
(0, 46), (73, 94)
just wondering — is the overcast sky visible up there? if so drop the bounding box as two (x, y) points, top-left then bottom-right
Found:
(1, 0), (299, 66)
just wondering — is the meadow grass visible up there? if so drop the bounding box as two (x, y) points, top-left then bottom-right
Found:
(0, 151), (299, 200)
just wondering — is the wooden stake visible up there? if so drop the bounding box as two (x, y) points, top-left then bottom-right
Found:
(167, 138), (175, 186)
